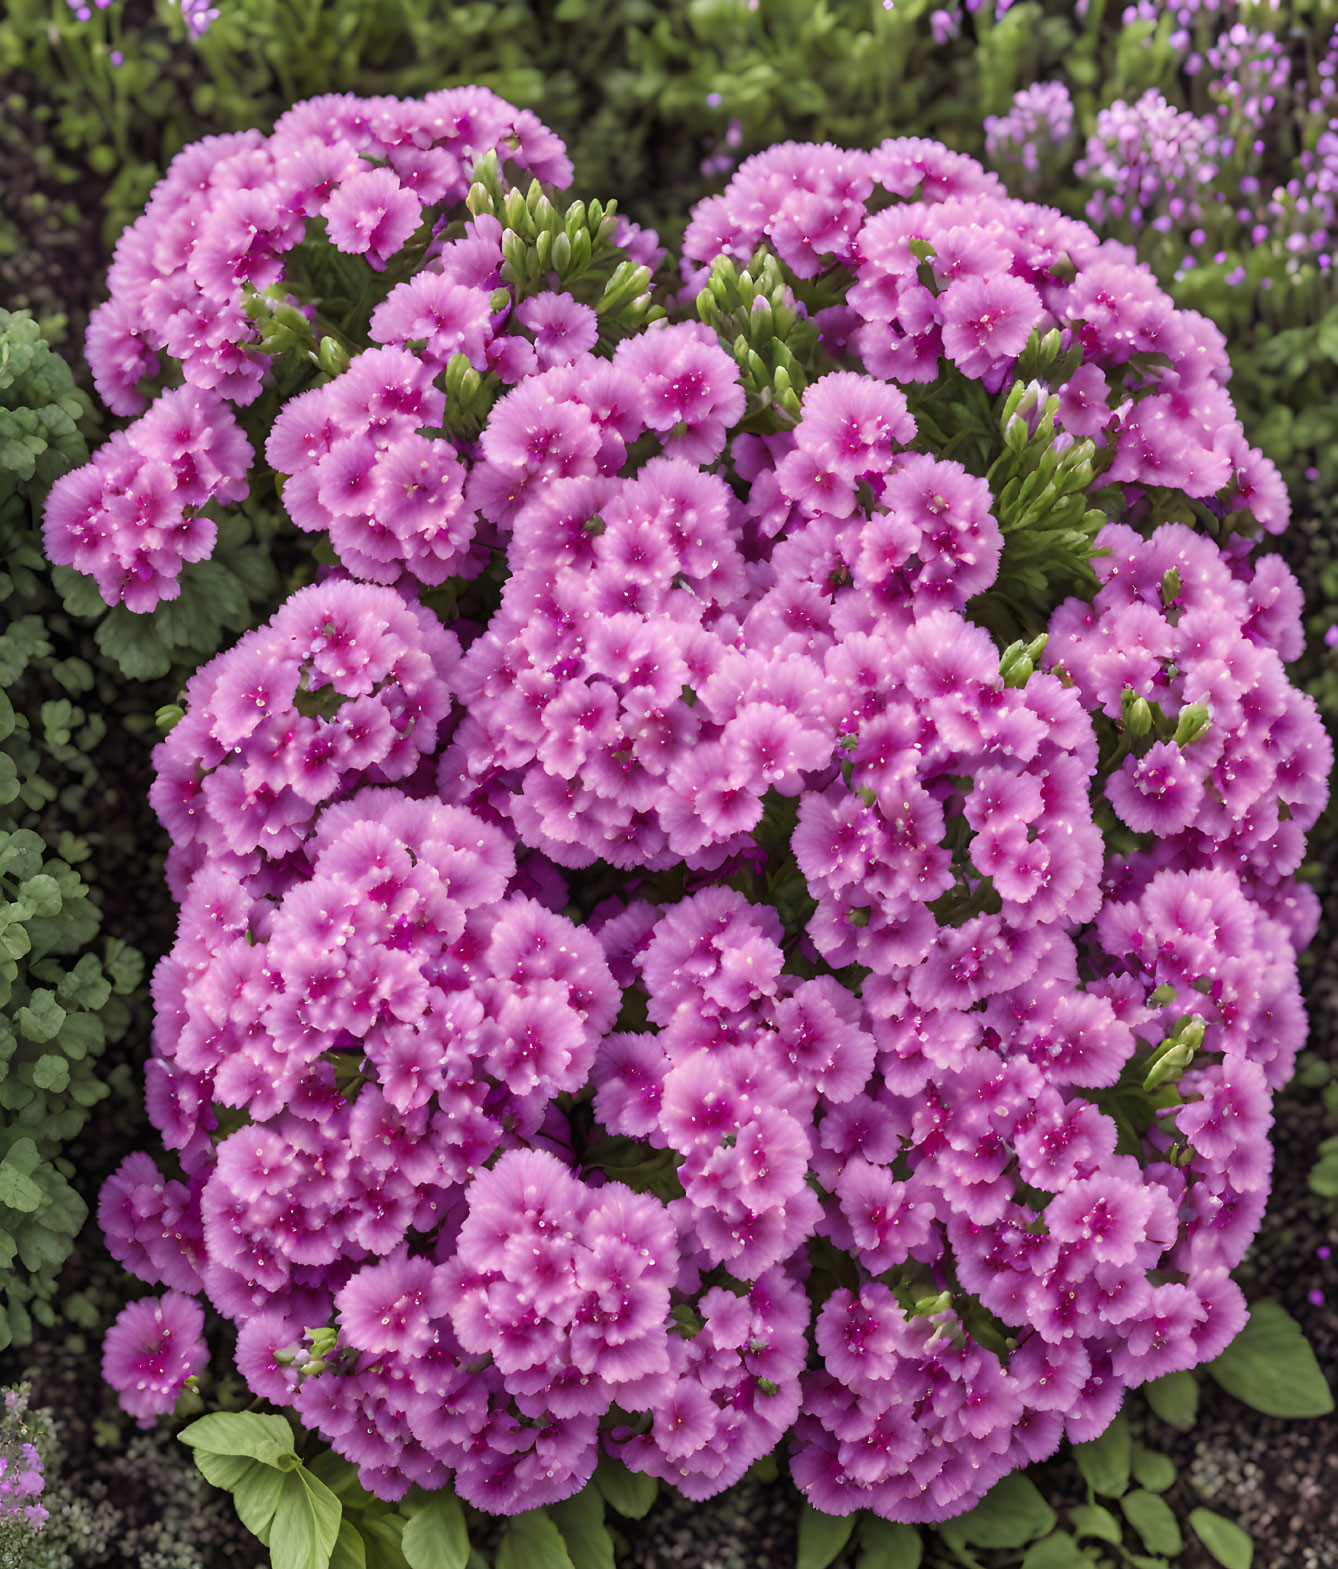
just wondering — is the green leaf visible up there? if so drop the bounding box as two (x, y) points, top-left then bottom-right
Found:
(550, 1486), (614, 1569)
(1021, 1534), (1090, 1569)
(330, 1520), (368, 1569)
(1130, 1448), (1176, 1494)
(1121, 1491), (1182, 1557)
(233, 1461), (286, 1537)
(32, 1054), (70, 1093)
(797, 1503), (855, 1569)
(178, 1411), (299, 1468)
(306, 1450), (381, 1511)
(1143, 1370), (1198, 1431)
(1189, 1509), (1253, 1569)
(944, 1473), (1056, 1550)
(496, 1509), (574, 1569)
(192, 1451), (257, 1492)
(1209, 1301), (1334, 1417)
(593, 1454), (658, 1520)
(358, 1514), (413, 1569)
(0, 1158), (42, 1213)
(1072, 1414), (1131, 1497)
(269, 1467), (343, 1569)
(401, 1490), (469, 1569)
(16, 989), (65, 1043)
(1068, 1503), (1121, 1544)
(857, 1516), (921, 1569)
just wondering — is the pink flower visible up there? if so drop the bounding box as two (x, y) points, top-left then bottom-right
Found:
(102, 1293), (207, 1427)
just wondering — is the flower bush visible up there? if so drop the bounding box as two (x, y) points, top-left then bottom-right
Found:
(80, 93), (1332, 1539)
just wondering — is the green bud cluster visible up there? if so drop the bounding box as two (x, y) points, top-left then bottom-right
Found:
(980, 368), (1110, 637)
(998, 632), (1049, 689)
(1142, 1015), (1207, 1093)
(467, 153), (664, 340)
(696, 248), (819, 431)
(1116, 686), (1212, 755)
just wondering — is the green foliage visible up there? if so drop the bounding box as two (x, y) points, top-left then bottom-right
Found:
(0, 308), (141, 1350)
(182, 1427), (624, 1569)
(1190, 1508), (1254, 1569)
(937, 1473), (1056, 1560)
(796, 1503), (855, 1569)
(856, 1515), (922, 1568)
(924, 1417), (1258, 1569)
(1142, 1370), (1199, 1432)
(1208, 1299), (1335, 1418)
(592, 1452), (659, 1520)
(401, 1491), (469, 1569)
(1072, 1415), (1131, 1499)
(495, 1509), (574, 1569)
(548, 1486), (615, 1569)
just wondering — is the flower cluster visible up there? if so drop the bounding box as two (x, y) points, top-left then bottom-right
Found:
(44, 87), (662, 609)
(99, 122), (1323, 1528)
(984, 82), (1076, 199)
(0, 1389), (47, 1538)
(1076, 89), (1221, 239)
(1062, 18), (1338, 286)
(44, 386), (252, 610)
(684, 137), (1285, 537)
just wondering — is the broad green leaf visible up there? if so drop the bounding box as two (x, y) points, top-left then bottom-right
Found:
(1072, 1414), (1131, 1497)
(592, 1454), (658, 1520)
(1121, 1491), (1182, 1557)
(0, 1162), (42, 1212)
(233, 1462), (286, 1537)
(193, 1450), (262, 1493)
(1189, 1509), (1253, 1569)
(857, 1516), (921, 1568)
(1143, 1370), (1198, 1431)
(1209, 1301), (1334, 1417)
(307, 1450), (381, 1511)
(550, 1486), (614, 1569)
(1021, 1534), (1090, 1569)
(797, 1503), (855, 1569)
(496, 1509), (574, 1569)
(1068, 1503), (1121, 1543)
(401, 1490), (469, 1569)
(359, 1514), (413, 1569)
(269, 1467), (343, 1569)
(944, 1473), (1056, 1550)
(1131, 1449), (1176, 1494)
(330, 1519), (369, 1569)
(179, 1411), (299, 1468)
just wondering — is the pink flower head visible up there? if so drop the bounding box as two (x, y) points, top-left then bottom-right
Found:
(102, 1293), (207, 1427)
(939, 272), (1044, 380)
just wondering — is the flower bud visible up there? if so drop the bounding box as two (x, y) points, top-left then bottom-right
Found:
(1121, 687), (1153, 738)
(1173, 703), (1210, 748)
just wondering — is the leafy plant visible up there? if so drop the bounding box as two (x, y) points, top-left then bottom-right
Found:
(0, 309), (142, 1349)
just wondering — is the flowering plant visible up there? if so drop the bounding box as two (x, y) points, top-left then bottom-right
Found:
(0, 1386), (48, 1566)
(84, 99), (1327, 1541)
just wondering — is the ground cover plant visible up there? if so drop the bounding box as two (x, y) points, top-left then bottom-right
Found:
(4, 5), (1338, 1569)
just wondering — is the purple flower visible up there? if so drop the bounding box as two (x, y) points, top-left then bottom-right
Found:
(102, 1293), (207, 1427)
